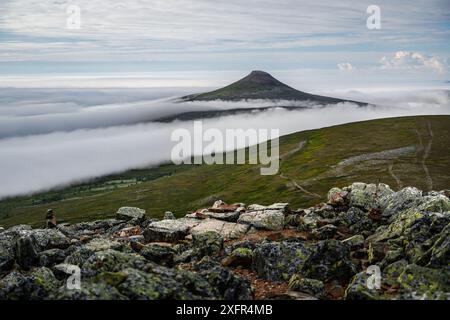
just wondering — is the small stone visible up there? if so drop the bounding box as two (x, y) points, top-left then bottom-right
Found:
(118, 226), (141, 238)
(327, 187), (348, 206)
(116, 207), (146, 221)
(163, 211), (176, 220)
(326, 282), (345, 299)
(129, 235), (145, 243)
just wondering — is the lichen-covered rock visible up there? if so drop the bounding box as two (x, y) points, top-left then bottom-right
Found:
(195, 210), (242, 222)
(0, 234), (15, 273)
(144, 218), (200, 242)
(112, 267), (214, 300)
(6, 225), (33, 232)
(222, 247), (253, 268)
(140, 244), (175, 267)
(14, 233), (39, 270)
(82, 250), (149, 277)
(0, 267), (59, 300)
(344, 271), (382, 300)
(327, 187), (348, 207)
(297, 211), (321, 231)
(64, 246), (96, 266)
(0, 183), (448, 301)
(368, 242), (388, 264)
(174, 248), (196, 264)
(38, 248), (66, 267)
(379, 187), (424, 218)
(247, 203), (290, 213)
(346, 260), (450, 300)
(52, 263), (80, 280)
(252, 241), (313, 282)
(84, 238), (127, 252)
(428, 223), (450, 267)
(302, 240), (357, 282)
(397, 264), (450, 299)
(195, 257), (253, 300)
(337, 207), (373, 235)
(53, 282), (126, 300)
(403, 213), (449, 264)
(347, 183), (393, 211)
(238, 210), (284, 231)
(116, 207), (146, 221)
(65, 219), (125, 236)
(28, 267), (60, 299)
(367, 198), (449, 248)
(21, 229), (71, 251)
(380, 247), (404, 268)
(288, 275), (326, 298)
(311, 224), (338, 240)
(192, 231), (223, 257)
(163, 211), (176, 220)
(342, 235), (365, 250)
(189, 219), (249, 240)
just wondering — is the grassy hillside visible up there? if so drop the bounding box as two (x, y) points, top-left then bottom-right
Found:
(0, 115), (449, 228)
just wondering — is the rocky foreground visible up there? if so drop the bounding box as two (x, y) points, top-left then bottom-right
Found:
(0, 182), (449, 300)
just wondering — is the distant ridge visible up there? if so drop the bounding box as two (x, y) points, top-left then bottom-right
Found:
(181, 70), (364, 105)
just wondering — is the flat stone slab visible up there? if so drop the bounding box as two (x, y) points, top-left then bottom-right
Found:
(237, 210), (285, 231)
(195, 210), (242, 222)
(247, 203), (290, 213)
(84, 238), (123, 252)
(144, 218), (201, 242)
(189, 219), (250, 240)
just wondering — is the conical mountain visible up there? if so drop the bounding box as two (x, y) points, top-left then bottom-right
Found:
(182, 70), (363, 104)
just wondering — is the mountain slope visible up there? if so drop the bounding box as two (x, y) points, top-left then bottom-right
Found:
(0, 115), (449, 227)
(181, 70), (364, 104)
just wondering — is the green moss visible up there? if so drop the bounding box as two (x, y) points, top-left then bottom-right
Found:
(232, 248), (253, 256)
(95, 271), (128, 287)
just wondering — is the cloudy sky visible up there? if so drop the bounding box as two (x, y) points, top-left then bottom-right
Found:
(0, 0), (449, 87)
(0, 1), (449, 198)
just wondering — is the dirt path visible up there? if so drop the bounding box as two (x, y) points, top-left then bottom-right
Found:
(276, 139), (321, 198)
(279, 173), (321, 198)
(280, 140), (307, 160)
(388, 162), (403, 189)
(421, 122), (434, 191)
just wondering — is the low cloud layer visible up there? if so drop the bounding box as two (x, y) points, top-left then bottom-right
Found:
(0, 87), (364, 139)
(0, 87), (449, 199)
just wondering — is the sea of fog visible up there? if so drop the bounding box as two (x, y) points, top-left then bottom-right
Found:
(0, 87), (449, 199)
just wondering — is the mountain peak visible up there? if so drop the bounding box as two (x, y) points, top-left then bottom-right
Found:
(240, 70), (285, 87)
(248, 70), (272, 77)
(181, 70), (364, 105)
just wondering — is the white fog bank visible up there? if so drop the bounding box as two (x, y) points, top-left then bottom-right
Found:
(0, 87), (449, 199)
